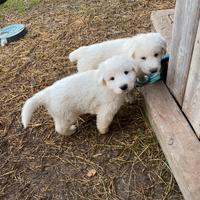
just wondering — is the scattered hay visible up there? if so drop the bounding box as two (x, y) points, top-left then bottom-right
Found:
(0, 0), (183, 199)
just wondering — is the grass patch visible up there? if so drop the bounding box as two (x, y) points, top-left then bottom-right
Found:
(0, 0), (40, 13)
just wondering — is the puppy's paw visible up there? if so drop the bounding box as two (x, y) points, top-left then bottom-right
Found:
(70, 124), (77, 132)
(98, 127), (109, 134)
(56, 125), (77, 136)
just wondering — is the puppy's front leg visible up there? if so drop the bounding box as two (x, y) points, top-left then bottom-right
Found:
(96, 107), (117, 134)
(125, 89), (136, 104)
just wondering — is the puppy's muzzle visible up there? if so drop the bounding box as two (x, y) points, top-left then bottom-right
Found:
(120, 84), (128, 91)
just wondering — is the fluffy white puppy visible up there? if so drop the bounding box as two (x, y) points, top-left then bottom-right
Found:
(21, 55), (136, 136)
(69, 32), (166, 75)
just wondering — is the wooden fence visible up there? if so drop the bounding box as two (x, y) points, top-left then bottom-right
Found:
(167, 0), (200, 137)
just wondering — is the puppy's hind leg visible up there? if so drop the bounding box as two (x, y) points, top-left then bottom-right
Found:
(54, 116), (77, 136)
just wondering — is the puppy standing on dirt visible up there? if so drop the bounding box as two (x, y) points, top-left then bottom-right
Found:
(21, 55), (137, 136)
(69, 32), (166, 75)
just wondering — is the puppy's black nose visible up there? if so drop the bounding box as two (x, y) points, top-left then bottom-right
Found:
(150, 68), (157, 73)
(120, 84), (128, 91)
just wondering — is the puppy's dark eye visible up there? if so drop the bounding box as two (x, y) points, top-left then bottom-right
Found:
(110, 77), (115, 81)
(141, 57), (146, 60)
(124, 71), (129, 75)
(154, 53), (159, 57)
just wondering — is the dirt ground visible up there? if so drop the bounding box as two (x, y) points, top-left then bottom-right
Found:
(0, 0), (184, 199)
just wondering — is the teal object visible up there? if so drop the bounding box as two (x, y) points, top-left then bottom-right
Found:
(0, 24), (26, 45)
(135, 54), (169, 87)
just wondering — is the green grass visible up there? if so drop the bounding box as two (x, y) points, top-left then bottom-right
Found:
(0, 0), (41, 13)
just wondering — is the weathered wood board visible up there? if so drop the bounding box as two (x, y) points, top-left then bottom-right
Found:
(140, 81), (200, 200)
(151, 9), (174, 52)
(182, 21), (200, 138)
(166, 0), (200, 106)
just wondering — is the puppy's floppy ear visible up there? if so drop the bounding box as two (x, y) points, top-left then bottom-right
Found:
(132, 65), (139, 75)
(157, 33), (167, 55)
(131, 60), (140, 76)
(160, 38), (167, 55)
(131, 47), (137, 59)
(97, 64), (106, 86)
(98, 75), (106, 85)
(128, 42), (137, 59)
(132, 52), (135, 58)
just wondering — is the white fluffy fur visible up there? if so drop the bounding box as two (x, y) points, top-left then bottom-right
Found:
(21, 55), (136, 136)
(69, 32), (166, 75)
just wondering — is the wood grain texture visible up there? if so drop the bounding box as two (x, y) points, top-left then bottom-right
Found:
(151, 9), (174, 52)
(167, 0), (185, 89)
(140, 81), (200, 200)
(183, 21), (200, 138)
(167, 0), (200, 106)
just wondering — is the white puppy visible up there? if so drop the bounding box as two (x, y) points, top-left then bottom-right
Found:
(21, 55), (136, 136)
(69, 32), (166, 75)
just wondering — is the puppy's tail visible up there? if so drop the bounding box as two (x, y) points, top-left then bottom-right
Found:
(69, 46), (86, 62)
(21, 90), (46, 128)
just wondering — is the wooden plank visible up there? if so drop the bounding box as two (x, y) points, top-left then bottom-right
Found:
(182, 21), (200, 138)
(140, 81), (200, 200)
(167, 0), (200, 106)
(166, 0), (186, 88)
(151, 9), (174, 52)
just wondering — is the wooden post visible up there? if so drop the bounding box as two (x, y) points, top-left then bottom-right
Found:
(182, 21), (200, 138)
(167, 0), (200, 106)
